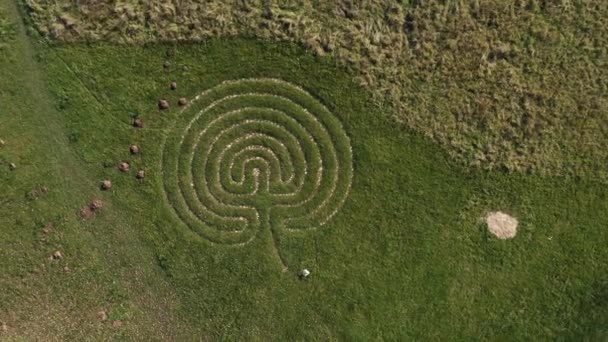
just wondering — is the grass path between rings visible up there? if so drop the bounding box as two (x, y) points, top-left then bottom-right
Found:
(1, 0), (608, 339)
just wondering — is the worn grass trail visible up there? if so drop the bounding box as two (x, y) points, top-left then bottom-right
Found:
(0, 0), (193, 339)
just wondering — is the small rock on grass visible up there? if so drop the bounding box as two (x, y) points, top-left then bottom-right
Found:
(1, 321), (7, 332)
(158, 100), (170, 110)
(130, 145), (140, 155)
(0, 139), (5, 147)
(8, 163), (16, 171)
(163, 61), (170, 69)
(90, 199), (103, 211)
(98, 310), (108, 322)
(112, 320), (123, 329)
(118, 162), (130, 172)
(170, 82), (177, 90)
(132, 118), (144, 128)
(51, 250), (63, 260)
(178, 97), (188, 106)
(101, 180), (112, 190)
(136, 170), (145, 179)
(42, 223), (53, 235)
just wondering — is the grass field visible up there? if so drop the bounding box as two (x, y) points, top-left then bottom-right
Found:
(22, 0), (608, 181)
(2, 0), (608, 340)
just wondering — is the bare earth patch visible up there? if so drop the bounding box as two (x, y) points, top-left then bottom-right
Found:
(486, 211), (518, 239)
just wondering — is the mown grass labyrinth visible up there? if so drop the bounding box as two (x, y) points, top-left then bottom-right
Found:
(3, 25), (608, 337)
(160, 78), (353, 268)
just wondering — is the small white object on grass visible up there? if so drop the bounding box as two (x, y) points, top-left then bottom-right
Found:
(300, 269), (311, 278)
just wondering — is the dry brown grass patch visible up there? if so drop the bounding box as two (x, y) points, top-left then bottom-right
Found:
(486, 211), (518, 240)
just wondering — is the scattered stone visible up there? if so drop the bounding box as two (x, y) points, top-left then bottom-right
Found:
(130, 145), (140, 155)
(1, 321), (7, 332)
(178, 97), (188, 106)
(52, 250), (63, 260)
(299, 269), (311, 278)
(27, 189), (41, 200)
(90, 199), (103, 211)
(158, 100), (170, 110)
(27, 186), (50, 200)
(163, 61), (170, 69)
(42, 223), (53, 235)
(8, 163), (16, 171)
(98, 310), (108, 322)
(101, 180), (112, 190)
(118, 162), (130, 172)
(136, 170), (145, 179)
(170, 82), (177, 90)
(486, 211), (518, 239)
(112, 320), (123, 329)
(63, 266), (71, 273)
(0, 139), (4, 147)
(132, 118), (144, 128)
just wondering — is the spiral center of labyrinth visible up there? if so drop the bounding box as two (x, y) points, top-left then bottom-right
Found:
(160, 78), (353, 267)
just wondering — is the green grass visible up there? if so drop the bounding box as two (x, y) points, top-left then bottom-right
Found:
(2, 0), (608, 339)
(0, 0), (195, 339)
(21, 0), (608, 182)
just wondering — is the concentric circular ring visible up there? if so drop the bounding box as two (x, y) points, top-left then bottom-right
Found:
(160, 78), (353, 247)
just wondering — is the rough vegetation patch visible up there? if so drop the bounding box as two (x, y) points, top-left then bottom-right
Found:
(22, 0), (608, 181)
(0, 8), (16, 50)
